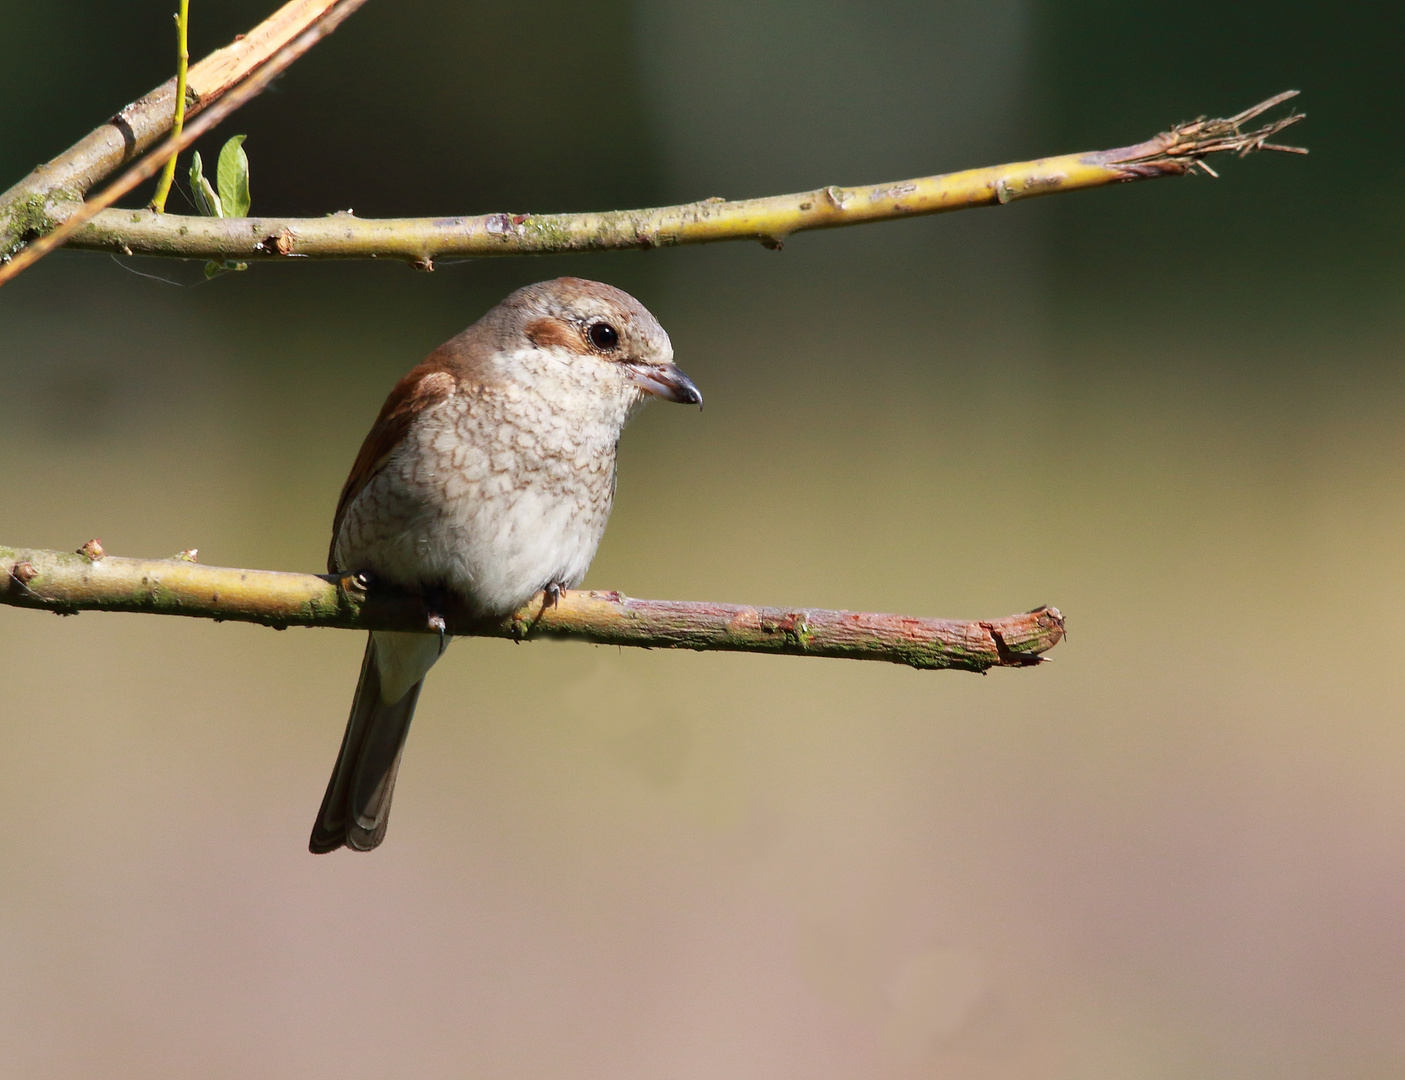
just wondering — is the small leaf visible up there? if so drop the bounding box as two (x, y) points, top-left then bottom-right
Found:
(216, 135), (251, 218)
(189, 151), (222, 218)
(203, 259), (250, 280)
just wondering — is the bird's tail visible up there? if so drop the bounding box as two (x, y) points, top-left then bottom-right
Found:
(309, 630), (446, 853)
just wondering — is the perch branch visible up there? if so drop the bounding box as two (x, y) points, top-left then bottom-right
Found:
(0, 0), (371, 287)
(0, 545), (1064, 673)
(16, 92), (1305, 269)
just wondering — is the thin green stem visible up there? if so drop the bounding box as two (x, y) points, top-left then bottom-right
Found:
(148, 0), (190, 213)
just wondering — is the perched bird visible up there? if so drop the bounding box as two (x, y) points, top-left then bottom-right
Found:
(310, 277), (701, 853)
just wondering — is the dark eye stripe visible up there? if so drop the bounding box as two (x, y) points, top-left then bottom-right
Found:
(588, 322), (620, 351)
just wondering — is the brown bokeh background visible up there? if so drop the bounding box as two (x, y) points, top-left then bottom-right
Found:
(3, 2), (1404, 1077)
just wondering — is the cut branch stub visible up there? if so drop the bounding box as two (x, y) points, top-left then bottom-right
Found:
(1095, 89), (1306, 177)
(0, 545), (1064, 673)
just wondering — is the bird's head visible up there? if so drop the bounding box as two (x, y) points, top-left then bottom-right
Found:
(484, 277), (702, 413)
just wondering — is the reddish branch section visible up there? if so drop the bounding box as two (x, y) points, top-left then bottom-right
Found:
(1, 545), (1064, 672)
(511, 592), (1064, 670)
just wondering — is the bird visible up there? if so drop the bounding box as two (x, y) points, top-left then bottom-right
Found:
(309, 277), (702, 853)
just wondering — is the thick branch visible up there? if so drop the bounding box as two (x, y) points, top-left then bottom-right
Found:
(1, 545), (1064, 673)
(0, 0), (350, 255)
(53, 92), (1305, 266)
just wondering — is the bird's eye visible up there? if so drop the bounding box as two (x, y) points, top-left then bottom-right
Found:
(588, 322), (620, 351)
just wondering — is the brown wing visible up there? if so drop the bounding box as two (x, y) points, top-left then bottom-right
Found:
(327, 360), (456, 572)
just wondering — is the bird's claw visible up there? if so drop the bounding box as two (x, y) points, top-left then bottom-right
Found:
(422, 587), (450, 655)
(337, 571), (372, 603)
(517, 580), (566, 640)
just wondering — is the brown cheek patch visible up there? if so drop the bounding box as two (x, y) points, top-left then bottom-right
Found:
(525, 316), (590, 353)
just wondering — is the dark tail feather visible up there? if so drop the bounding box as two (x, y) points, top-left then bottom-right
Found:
(310, 634), (424, 853)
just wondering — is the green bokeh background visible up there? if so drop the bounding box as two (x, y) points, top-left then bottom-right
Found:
(2, 2), (1403, 1077)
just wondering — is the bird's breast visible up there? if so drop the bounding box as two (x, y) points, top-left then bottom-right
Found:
(334, 390), (621, 615)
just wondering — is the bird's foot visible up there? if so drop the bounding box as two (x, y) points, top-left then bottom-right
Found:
(423, 586), (450, 655)
(517, 580), (567, 640)
(336, 570), (372, 603)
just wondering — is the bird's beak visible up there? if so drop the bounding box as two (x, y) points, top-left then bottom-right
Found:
(626, 363), (703, 407)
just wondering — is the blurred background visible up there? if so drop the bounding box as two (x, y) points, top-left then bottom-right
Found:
(2, 1), (1403, 1077)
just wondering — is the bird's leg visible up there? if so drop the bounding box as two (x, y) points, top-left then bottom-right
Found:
(423, 585), (450, 656)
(518, 579), (567, 639)
(334, 570), (373, 604)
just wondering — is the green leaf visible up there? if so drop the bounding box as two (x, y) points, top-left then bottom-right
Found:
(216, 135), (250, 218)
(188, 151), (222, 218)
(203, 259), (250, 280)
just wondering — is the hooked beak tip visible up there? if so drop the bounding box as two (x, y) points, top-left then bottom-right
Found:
(629, 363), (703, 408)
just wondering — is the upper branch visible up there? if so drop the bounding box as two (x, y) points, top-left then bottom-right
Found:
(52, 91), (1305, 266)
(1, 544), (1064, 673)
